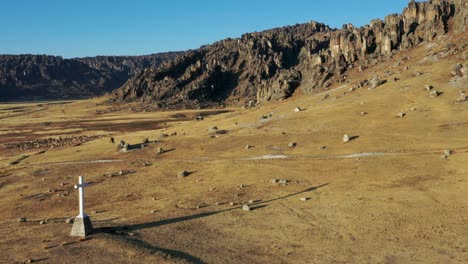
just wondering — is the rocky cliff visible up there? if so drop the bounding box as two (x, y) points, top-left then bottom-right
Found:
(0, 52), (179, 100)
(109, 0), (467, 110)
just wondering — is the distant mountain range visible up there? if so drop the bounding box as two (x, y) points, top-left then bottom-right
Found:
(0, 53), (180, 100)
(1, 0), (466, 107)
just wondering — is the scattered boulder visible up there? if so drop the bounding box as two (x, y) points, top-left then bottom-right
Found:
(117, 140), (126, 151)
(245, 145), (252, 150)
(343, 134), (351, 143)
(39, 220), (46, 225)
(18, 217), (27, 223)
(294, 107), (302, 112)
(196, 115), (204, 121)
(242, 205), (251, 211)
(300, 197), (309, 201)
(319, 146), (327, 150)
(156, 147), (165, 155)
(396, 112), (406, 118)
(451, 63), (463, 76)
(288, 142), (297, 148)
(424, 84), (432, 91)
(443, 149), (453, 156)
(457, 95), (467, 103)
(65, 218), (74, 224)
(360, 111), (367, 115)
(430, 90), (441, 97)
(208, 126), (218, 131)
(369, 76), (384, 89)
(178, 170), (189, 178)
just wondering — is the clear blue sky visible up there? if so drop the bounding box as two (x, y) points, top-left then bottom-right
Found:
(1, 0), (409, 58)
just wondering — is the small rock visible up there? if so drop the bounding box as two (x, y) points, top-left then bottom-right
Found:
(242, 205), (251, 211)
(178, 170), (189, 178)
(25, 259), (33, 264)
(208, 126), (218, 131)
(245, 145), (252, 150)
(343, 134), (350, 143)
(441, 155), (448, 159)
(248, 200), (254, 204)
(300, 197), (309, 201)
(396, 112), (406, 118)
(151, 210), (157, 213)
(229, 202), (236, 206)
(424, 84), (432, 91)
(278, 180), (288, 184)
(410, 107), (416, 111)
(369, 75), (384, 89)
(451, 63), (462, 76)
(18, 217), (27, 223)
(443, 149), (453, 156)
(39, 220), (46, 225)
(294, 107), (302, 112)
(319, 146), (326, 150)
(156, 147), (165, 155)
(270, 179), (278, 183)
(65, 218), (74, 224)
(118, 170), (123, 175)
(430, 90), (441, 97)
(288, 142), (297, 148)
(360, 111), (367, 115)
(196, 115), (204, 120)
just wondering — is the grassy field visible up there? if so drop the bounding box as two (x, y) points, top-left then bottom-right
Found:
(0, 33), (467, 263)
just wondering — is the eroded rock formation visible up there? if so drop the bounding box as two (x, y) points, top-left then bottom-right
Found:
(109, 0), (466, 110)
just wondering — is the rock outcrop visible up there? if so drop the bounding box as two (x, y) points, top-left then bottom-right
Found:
(0, 52), (179, 100)
(108, 0), (466, 110)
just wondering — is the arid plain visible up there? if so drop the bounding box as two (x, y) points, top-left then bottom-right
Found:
(1, 33), (467, 263)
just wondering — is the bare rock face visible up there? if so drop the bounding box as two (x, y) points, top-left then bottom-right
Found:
(0, 53), (180, 100)
(107, 1), (465, 109)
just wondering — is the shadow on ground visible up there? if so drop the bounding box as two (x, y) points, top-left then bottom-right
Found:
(94, 184), (328, 263)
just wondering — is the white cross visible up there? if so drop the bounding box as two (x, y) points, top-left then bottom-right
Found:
(74, 176), (89, 218)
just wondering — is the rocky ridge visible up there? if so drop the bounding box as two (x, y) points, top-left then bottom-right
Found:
(0, 52), (180, 100)
(109, 0), (467, 110)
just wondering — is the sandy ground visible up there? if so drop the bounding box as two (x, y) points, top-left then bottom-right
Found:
(0, 33), (467, 264)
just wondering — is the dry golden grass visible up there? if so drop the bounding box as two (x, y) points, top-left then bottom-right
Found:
(0, 32), (467, 263)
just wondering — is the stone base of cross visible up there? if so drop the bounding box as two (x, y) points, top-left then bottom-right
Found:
(70, 176), (93, 237)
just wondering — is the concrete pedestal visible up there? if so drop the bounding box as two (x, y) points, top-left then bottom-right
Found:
(70, 215), (93, 237)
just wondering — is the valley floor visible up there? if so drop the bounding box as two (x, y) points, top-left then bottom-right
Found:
(0, 34), (467, 263)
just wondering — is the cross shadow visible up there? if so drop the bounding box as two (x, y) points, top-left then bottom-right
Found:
(96, 183), (328, 233)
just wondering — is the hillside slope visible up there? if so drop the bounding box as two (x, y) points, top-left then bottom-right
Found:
(108, 0), (466, 110)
